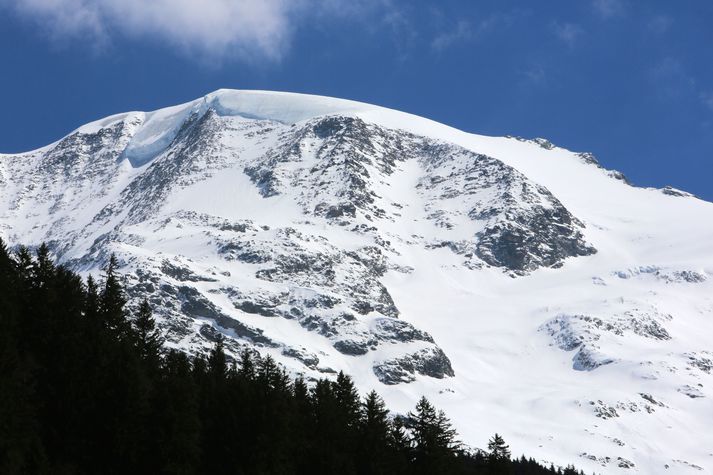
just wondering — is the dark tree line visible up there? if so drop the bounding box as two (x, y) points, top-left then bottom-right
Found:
(0, 240), (586, 475)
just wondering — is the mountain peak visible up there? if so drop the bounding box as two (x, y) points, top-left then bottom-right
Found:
(2, 91), (713, 473)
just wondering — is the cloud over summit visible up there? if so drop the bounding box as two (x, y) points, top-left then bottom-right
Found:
(3, 0), (372, 60)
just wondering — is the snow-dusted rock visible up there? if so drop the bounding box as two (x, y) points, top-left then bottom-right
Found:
(2, 89), (713, 474)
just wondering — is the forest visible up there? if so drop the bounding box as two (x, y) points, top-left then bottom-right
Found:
(0, 240), (586, 475)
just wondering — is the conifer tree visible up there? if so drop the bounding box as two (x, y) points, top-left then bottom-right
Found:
(99, 254), (130, 338)
(311, 377), (350, 474)
(0, 240), (46, 474)
(293, 375), (310, 404)
(388, 416), (412, 473)
(409, 396), (459, 474)
(208, 339), (228, 379)
(156, 350), (200, 475)
(361, 390), (390, 436)
(488, 433), (511, 460)
(238, 347), (256, 381)
(334, 371), (361, 430)
(201, 340), (236, 475)
(358, 390), (391, 475)
(14, 246), (33, 283)
(84, 275), (100, 321)
(257, 354), (288, 393)
(192, 354), (208, 380)
(290, 375), (313, 472)
(33, 243), (54, 288)
(0, 238), (17, 311)
(134, 299), (164, 362)
(0, 237), (11, 269)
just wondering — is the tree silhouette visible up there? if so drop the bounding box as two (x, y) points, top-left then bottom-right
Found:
(410, 396), (459, 474)
(488, 433), (511, 460)
(134, 299), (164, 362)
(0, 241), (578, 475)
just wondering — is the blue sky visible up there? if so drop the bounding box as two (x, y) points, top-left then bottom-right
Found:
(1, 0), (711, 200)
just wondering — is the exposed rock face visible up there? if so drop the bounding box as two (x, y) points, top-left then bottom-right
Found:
(574, 151), (631, 184)
(613, 265), (708, 284)
(115, 210), (449, 380)
(242, 116), (596, 275)
(415, 143), (596, 273)
(0, 107), (599, 380)
(541, 310), (672, 371)
(660, 186), (695, 198)
(373, 347), (455, 385)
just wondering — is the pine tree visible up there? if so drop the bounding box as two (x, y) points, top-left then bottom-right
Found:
(361, 390), (390, 436)
(208, 339), (228, 380)
(358, 390), (391, 475)
(253, 354), (292, 473)
(156, 350), (200, 475)
(192, 354), (208, 380)
(0, 239), (47, 474)
(488, 433), (511, 460)
(293, 375), (310, 403)
(33, 243), (55, 288)
(334, 371), (361, 430)
(257, 354), (289, 393)
(84, 275), (100, 321)
(237, 347), (256, 381)
(134, 299), (164, 362)
(388, 416), (412, 473)
(99, 254), (130, 338)
(0, 237), (11, 268)
(311, 377), (349, 474)
(291, 375), (313, 473)
(0, 238), (17, 311)
(409, 396), (459, 474)
(14, 246), (33, 283)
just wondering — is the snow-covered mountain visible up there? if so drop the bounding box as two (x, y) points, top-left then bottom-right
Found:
(1, 89), (712, 473)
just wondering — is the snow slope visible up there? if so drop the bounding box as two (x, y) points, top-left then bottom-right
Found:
(1, 89), (712, 474)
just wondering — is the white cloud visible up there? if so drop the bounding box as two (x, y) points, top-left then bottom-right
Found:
(2, 0), (388, 61)
(552, 22), (584, 48)
(647, 15), (672, 34)
(523, 65), (546, 85)
(592, 0), (625, 19)
(652, 60), (713, 114)
(649, 57), (702, 104)
(431, 20), (472, 52)
(701, 92), (713, 112)
(430, 10), (523, 53)
(651, 57), (695, 89)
